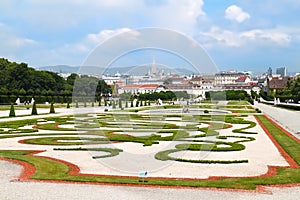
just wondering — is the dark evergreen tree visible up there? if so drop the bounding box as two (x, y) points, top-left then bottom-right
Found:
(130, 100), (134, 107)
(112, 100), (116, 109)
(136, 100), (139, 107)
(50, 102), (55, 113)
(119, 100), (122, 109)
(9, 103), (15, 117)
(31, 102), (38, 115)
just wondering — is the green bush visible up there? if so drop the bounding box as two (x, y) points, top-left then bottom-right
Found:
(9, 103), (15, 117)
(50, 102), (55, 113)
(31, 102), (38, 115)
(119, 100), (122, 109)
(204, 110), (209, 114)
(131, 100), (134, 107)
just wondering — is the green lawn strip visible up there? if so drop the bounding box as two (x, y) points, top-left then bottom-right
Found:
(0, 150), (300, 190)
(53, 147), (123, 158)
(106, 130), (189, 146)
(227, 101), (250, 105)
(36, 123), (76, 131)
(22, 136), (109, 145)
(256, 115), (300, 165)
(225, 116), (257, 134)
(0, 119), (37, 129)
(227, 109), (257, 113)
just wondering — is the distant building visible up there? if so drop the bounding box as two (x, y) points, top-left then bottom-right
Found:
(267, 67), (272, 77)
(268, 76), (291, 94)
(235, 76), (251, 85)
(118, 84), (158, 94)
(215, 71), (251, 86)
(276, 67), (287, 77)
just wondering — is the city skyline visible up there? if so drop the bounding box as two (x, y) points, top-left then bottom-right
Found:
(0, 1), (300, 73)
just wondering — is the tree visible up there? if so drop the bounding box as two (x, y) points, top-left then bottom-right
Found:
(119, 100), (122, 109)
(31, 102), (38, 115)
(163, 78), (172, 85)
(130, 100), (134, 107)
(112, 100), (116, 109)
(98, 97), (102, 106)
(9, 103), (15, 117)
(67, 102), (70, 108)
(50, 102), (55, 113)
(136, 100), (139, 107)
(125, 101), (128, 108)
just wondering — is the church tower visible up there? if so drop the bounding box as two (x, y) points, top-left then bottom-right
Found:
(152, 56), (156, 75)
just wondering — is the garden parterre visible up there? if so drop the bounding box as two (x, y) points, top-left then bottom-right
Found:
(0, 102), (299, 190)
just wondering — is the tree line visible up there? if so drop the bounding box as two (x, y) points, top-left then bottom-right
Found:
(0, 58), (111, 104)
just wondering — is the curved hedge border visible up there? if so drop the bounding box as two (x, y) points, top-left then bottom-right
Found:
(53, 147), (123, 159)
(21, 136), (109, 145)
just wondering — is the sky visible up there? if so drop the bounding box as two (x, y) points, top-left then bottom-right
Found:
(0, 0), (300, 74)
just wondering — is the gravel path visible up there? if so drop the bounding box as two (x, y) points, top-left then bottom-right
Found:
(1, 160), (300, 200)
(254, 101), (300, 139)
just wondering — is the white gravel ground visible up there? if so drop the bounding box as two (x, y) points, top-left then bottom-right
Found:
(1, 160), (300, 200)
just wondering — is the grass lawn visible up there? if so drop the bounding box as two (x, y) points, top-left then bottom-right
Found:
(227, 101), (250, 105)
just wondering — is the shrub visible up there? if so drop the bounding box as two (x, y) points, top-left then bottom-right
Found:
(119, 100), (122, 109)
(50, 102), (55, 113)
(9, 103), (16, 117)
(131, 100), (134, 107)
(104, 108), (108, 112)
(204, 110), (209, 114)
(31, 102), (38, 115)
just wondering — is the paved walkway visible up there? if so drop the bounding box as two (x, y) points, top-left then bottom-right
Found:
(254, 101), (300, 139)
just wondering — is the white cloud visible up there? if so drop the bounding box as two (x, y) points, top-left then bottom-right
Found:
(240, 29), (291, 46)
(199, 27), (291, 48)
(0, 23), (38, 53)
(145, 0), (205, 33)
(71, 28), (135, 53)
(225, 5), (250, 23)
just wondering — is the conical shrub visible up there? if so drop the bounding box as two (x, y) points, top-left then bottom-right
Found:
(9, 103), (16, 117)
(31, 102), (38, 115)
(50, 102), (55, 113)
